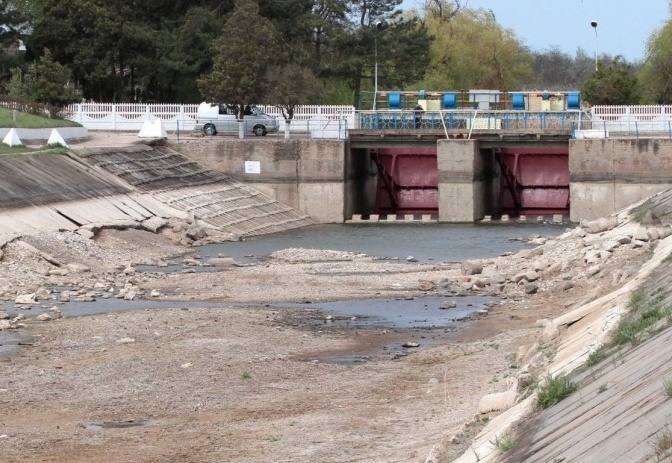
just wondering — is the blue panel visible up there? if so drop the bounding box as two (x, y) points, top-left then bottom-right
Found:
(512, 93), (525, 110)
(442, 93), (457, 109)
(388, 91), (401, 109)
(418, 90), (426, 100)
(567, 92), (581, 110)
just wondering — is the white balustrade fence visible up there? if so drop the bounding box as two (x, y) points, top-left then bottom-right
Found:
(589, 105), (672, 138)
(62, 103), (355, 139)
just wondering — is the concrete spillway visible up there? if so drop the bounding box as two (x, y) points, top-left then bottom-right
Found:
(0, 143), (316, 240)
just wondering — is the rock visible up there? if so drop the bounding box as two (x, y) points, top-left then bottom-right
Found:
(440, 300), (457, 309)
(524, 283), (538, 294)
(586, 265), (601, 277)
(417, 280), (435, 291)
(617, 236), (632, 245)
(205, 257), (236, 268)
(461, 261), (483, 275)
(524, 270), (540, 282)
(634, 227), (650, 242)
(477, 387), (517, 414)
(562, 281), (574, 291)
(67, 263), (91, 273)
(639, 209), (660, 225)
(599, 250), (612, 260)
(142, 216), (168, 233)
(406, 256), (418, 262)
(186, 226), (208, 241)
(648, 229), (660, 241)
(0, 311), (9, 320)
(35, 288), (51, 299)
(489, 274), (506, 285)
(124, 290), (137, 301)
(150, 289), (161, 297)
(517, 373), (534, 390)
(15, 293), (37, 304)
(402, 342), (420, 348)
(122, 266), (136, 275)
(76, 228), (96, 240)
(602, 240), (620, 252)
(116, 337), (135, 344)
(36, 313), (52, 321)
(541, 319), (560, 341)
(59, 291), (71, 303)
(0, 320), (10, 330)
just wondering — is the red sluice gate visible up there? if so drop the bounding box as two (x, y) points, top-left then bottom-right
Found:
(497, 147), (569, 216)
(373, 147), (438, 215)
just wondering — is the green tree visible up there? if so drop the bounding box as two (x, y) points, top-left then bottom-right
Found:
(581, 56), (640, 105)
(264, 64), (323, 120)
(198, 0), (282, 116)
(640, 19), (672, 103)
(418, 1), (531, 91)
(7, 49), (79, 108)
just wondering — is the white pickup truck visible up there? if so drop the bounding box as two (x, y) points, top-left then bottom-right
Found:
(194, 103), (279, 136)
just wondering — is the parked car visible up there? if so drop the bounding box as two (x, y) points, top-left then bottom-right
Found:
(194, 103), (279, 136)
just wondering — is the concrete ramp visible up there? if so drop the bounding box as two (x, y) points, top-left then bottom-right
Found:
(75, 144), (316, 236)
(0, 152), (131, 210)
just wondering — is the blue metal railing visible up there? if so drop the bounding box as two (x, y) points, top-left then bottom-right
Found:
(355, 110), (587, 132)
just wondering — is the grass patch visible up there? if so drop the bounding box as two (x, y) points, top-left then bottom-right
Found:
(611, 290), (671, 348)
(652, 426), (672, 461)
(241, 371), (252, 380)
(0, 107), (80, 129)
(490, 434), (517, 453)
(535, 374), (578, 410)
(586, 348), (608, 367)
(664, 378), (672, 398)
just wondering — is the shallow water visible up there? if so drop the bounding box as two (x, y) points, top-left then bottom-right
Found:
(138, 222), (566, 272)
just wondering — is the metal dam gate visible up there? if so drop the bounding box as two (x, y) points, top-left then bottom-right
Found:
(348, 136), (570, 220)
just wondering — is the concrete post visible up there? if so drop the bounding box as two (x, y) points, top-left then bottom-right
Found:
(437, 139), (485, 222)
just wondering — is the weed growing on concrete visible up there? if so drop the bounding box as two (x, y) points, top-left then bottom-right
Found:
(611, 290), (671, 347)
(652, 426), (672, 461)
(535, 374), (578, 410)
(598, 383), (608, 394)
(664, 378), (672, 398)
(241, 371), (252, 380)
(586, 347), (607, 367)
(490, 434), (517, 453)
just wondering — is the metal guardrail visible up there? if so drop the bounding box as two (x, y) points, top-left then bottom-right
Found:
(356, 110), (587, 132)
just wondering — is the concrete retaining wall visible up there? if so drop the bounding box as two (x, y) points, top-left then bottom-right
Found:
(570, 139), (672, 221)
(171, 138), (346, 223)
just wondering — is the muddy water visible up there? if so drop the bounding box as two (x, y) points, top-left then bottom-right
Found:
(137, 222), (566, 272)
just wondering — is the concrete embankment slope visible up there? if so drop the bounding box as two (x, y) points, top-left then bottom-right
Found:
(0, 143), (316, 242)
(454, 191), (672, 463)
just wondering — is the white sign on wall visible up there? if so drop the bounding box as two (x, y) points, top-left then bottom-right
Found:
(244, 161), (261, 174)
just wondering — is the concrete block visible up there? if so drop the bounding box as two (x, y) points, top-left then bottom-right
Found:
(421, 214), (432, 222)
(369, 214), (379, 221)
(404, 214), (414, 222)
(351, 214), (363, 222)
(553, 214), (563, 223)
(518, 215), (527, 222)
(501, 214), (510, 222)
(386, 214), (397, 222)
(482, 215), (492, 222)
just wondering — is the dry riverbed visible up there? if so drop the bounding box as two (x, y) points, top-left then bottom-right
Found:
(0, 216), (657, 462)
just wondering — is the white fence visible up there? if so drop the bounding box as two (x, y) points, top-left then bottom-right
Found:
(589, 105), (672, 138)
(62, 103), (355, 139)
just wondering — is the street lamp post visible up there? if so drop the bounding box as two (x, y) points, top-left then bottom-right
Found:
(591, 20), (598, 71)
(373, 21), (383, 110)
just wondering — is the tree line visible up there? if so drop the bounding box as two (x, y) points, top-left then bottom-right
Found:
(1, 0), (671, 111)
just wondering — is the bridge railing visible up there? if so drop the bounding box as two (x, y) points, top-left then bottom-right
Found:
(573, 119), (672, 139)
(355, 110), (587, 132)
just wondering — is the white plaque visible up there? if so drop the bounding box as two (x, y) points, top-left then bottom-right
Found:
(244, 161), (261, 174)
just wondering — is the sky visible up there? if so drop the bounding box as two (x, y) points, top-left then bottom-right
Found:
(401, 0), (669, 62)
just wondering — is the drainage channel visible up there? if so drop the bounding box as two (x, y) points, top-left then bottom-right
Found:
(1, 294), (497, 363)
